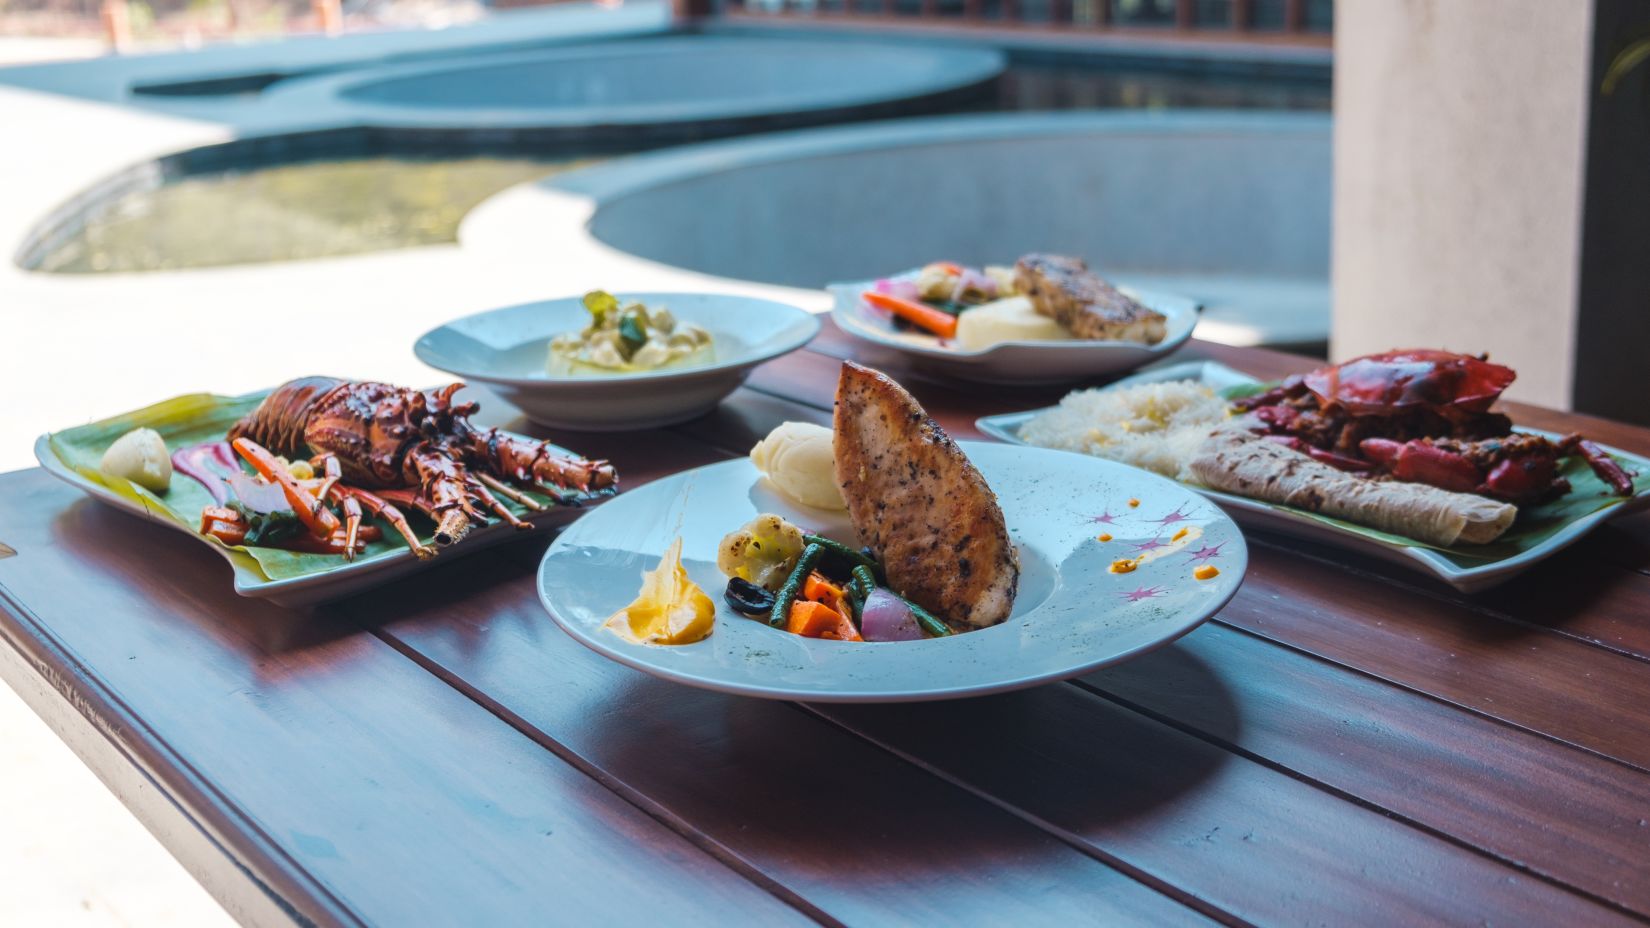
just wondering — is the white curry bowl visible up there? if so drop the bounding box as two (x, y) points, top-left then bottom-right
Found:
(415, 292), (820, 431)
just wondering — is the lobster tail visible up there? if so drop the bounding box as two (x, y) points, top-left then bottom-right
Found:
(230, 377), (347, 457)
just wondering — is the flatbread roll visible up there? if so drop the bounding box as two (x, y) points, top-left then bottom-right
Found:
(1189, 429), (1517, 547)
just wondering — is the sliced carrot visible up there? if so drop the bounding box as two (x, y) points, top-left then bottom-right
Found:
(862, 290), (959, 339)
(930, 261), (965, 276)
(232, 438), (341, 539)
(199, 507), (248, 545)
(820, 611), (864, 642)
(787, 600), (845, 638)
(803, 571), (848, 615)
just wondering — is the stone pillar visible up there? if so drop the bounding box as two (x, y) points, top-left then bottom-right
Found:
(1332, 0), (1649, 425)
(1332, 0), (1591, 409)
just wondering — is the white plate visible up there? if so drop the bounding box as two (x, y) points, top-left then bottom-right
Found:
(415, 293), (820, 431)
(35, 431), (588, 609)
(827, 276), (1199, 385)
(976, 361), (1650, 593)
(537, 442), (1247, 702)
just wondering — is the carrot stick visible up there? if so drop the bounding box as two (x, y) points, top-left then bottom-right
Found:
(802, 571), (848, 616)
(231, 438), (341, 539)
(200, 507), (248, 545)
(862, 290), (959, 339)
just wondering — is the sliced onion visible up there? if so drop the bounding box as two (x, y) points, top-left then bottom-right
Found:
(873, 278), (922, 303)
(859, 588), (923, 642)
(228, 471), (292, 514)
(171, 441), (237, 506)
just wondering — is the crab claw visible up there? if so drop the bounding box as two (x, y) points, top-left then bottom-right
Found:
(1570, 437), (1636, 497)
(1265, 435), (1375, 472)
(1359, 438), (1483, 493)
(1481, 454), (1558, 502)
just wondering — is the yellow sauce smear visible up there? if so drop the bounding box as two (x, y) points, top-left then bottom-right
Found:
(1172, 527), (1189, 542)
(1127, 498), (1141, 508)
(1097, 533), (1113, 542)
(1110, 558), (1140, 574)
(604, 537), (715, 645)
(1193, 565), (1220, 581)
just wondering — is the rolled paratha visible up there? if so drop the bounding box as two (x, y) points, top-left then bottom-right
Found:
(1189, 429), (1517, 547)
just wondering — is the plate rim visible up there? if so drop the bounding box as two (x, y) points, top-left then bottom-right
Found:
(536, 443), (1249, 702)
(974, 361), (1650, 592)
(413, 291), (821, 388)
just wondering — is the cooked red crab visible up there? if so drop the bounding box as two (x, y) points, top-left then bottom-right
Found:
(1233, 349), (1635, 505)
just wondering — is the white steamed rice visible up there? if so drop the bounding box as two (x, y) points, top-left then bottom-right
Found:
(1019, 380), (1231, 481)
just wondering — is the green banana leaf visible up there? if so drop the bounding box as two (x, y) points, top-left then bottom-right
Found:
(46, 391), (567, 583)
(1213, 383), (1648, 562)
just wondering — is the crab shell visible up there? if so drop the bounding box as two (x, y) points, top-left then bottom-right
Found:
(1302, 349), (1516, 416)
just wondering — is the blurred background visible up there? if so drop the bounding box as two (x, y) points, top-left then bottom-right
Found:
(1, 0), (1645, 923)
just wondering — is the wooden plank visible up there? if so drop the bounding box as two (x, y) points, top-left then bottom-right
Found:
(1082, 623), (1650, 916)
(369, 428), (1216, 927)
(809, 680), (1637, 926)
(1228, 536), (1650, 771)
(634, 379), (1650, 916)
(0, 471), (809, 928)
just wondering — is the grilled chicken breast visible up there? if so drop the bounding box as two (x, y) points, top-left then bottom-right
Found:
(833, 362), (1018, 628)
(1015, 253), (1167, 345)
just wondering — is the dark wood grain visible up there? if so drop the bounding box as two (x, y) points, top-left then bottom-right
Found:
(611, 380), (1650, 922)
(1082, 623), (1650, 915)
(0, 473), (809, 928)
(809, 681), (1640, 927)
(8, 333), (1650, 926)
(1226, 538), (1650, 771)
(369, 557), (1215, 927)
(367, 413), (1217, 927)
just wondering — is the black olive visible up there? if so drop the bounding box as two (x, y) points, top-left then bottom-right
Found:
(724, 577), (775, 617)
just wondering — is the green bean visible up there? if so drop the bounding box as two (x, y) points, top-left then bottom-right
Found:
(803, 534), (881, 575)
(769, 543), (823, 628)
(850, 565), (877, 602)
(901, 597), (954, 638)
(844, 564), (878, 629)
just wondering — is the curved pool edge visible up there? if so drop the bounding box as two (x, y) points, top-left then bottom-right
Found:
(257, 36), (1006, 134)
(461, 110), (1334, 348)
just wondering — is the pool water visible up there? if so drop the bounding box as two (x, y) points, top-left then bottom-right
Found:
(25, 61), (1326, 275)
(33, 155), (592, 274)
(996, 62), (1331, 112)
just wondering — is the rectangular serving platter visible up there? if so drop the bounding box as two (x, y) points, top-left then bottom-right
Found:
(976, 361), (1650, 592)
(36, 389), (601, 608)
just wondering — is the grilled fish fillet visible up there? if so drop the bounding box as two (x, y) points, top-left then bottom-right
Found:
(833, 362), (1019, 628)
(1015, 253), (1166, 345)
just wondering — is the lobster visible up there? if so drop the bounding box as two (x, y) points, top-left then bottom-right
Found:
(1233, 350), (1635, 506)
(227, 377), (617, 558)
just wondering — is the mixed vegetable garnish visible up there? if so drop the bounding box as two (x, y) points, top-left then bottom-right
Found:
(717, 514), (951, 642)
(862, 261), (1017, 339)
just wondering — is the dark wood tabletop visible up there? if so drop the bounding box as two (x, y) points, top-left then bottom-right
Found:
(3, 323), (1649, 927)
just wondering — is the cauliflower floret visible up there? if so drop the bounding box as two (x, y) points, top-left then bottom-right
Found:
(717, 513), (805, 591)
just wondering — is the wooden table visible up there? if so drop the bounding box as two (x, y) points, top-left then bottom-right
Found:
(3, 325), (1649, 927)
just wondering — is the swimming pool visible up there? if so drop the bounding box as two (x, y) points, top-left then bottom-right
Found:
(18, 43), (1328, 276)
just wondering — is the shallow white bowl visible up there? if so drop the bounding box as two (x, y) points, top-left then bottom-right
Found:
(828, 279), (1200, 385)
(415, 293), (820, 431)
(538, 442), (1247, 702)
